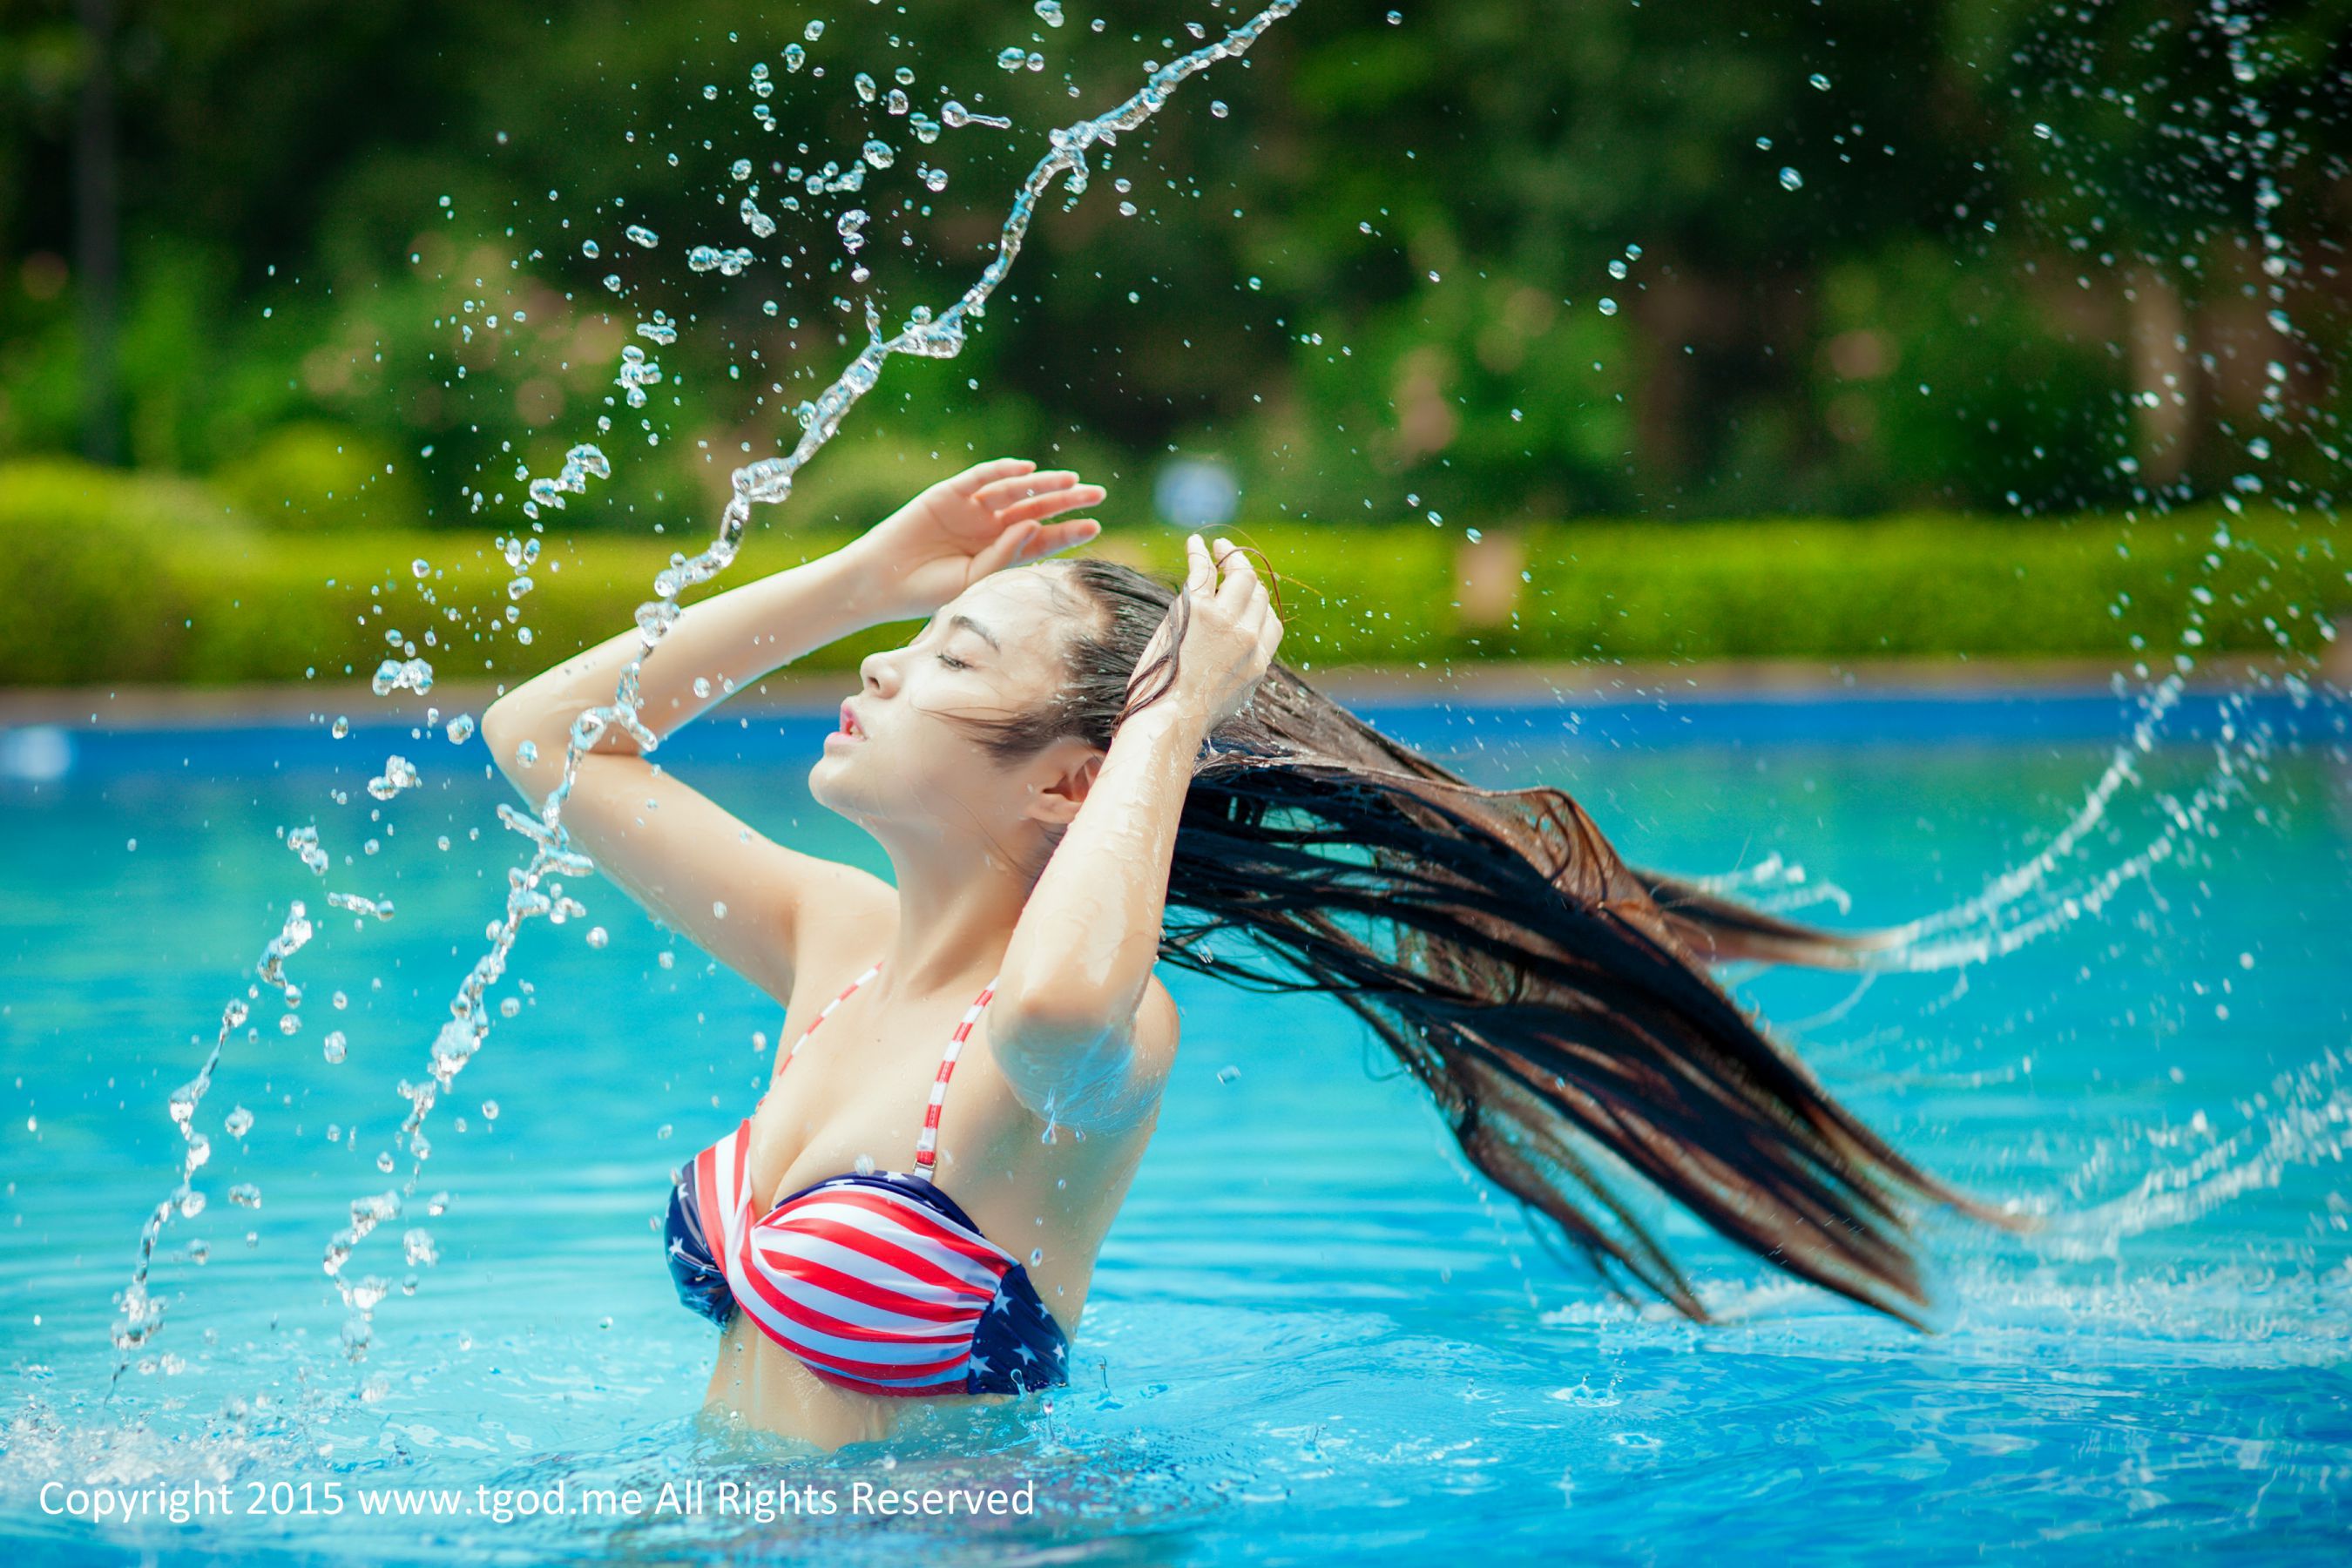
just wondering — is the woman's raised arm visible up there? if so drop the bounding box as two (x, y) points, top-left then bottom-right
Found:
(477, 458), (1105, 1004)
(990, 535), (1282, 1130)
(478, 542), (903, 1004)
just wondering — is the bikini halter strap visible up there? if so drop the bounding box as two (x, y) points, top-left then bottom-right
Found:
(778, 957), (1004, 1181)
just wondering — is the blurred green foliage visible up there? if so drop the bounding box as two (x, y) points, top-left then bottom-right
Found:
(3, 459), (2336, 685)
(1, 0), (2345, 549)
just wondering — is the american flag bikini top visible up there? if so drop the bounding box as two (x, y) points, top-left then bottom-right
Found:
(663, 958), (1071, 1397)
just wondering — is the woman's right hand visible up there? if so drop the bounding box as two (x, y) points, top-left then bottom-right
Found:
(1130, 534), (1283, 732)
(847, 458), (1104, 622)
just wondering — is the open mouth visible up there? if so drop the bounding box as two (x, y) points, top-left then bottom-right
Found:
(837, 700), (866, 739)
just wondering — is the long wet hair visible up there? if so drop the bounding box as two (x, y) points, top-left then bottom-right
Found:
(955, 551), (2023, 1328)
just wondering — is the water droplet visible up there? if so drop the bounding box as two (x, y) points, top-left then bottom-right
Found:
(322, 1031), (347, 1064)
(855, 1153), (876, 1176)
(367, 754), (420, 801)
(585, 926), (608, 949)
(1598, 297), (1618, 315)
(1778, 166), (1804, 192)
(1808, 72), (1831, 91)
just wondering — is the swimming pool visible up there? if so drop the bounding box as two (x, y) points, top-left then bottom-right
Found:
(3, 687), (2348, 1564)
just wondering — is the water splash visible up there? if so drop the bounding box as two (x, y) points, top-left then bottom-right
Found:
(164, 1), (1301, 1374)
(2036, 1048), (2352, 1264)
(108, 902), (315, 1392)
(1849, 0), (2345, 973)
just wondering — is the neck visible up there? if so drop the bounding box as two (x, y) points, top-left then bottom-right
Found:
(869, 828), (1033, 1002)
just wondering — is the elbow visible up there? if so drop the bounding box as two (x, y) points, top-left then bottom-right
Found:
(989, 976), (1130, 1064)
(988, 1001), (1150, 1133)
(478, 695), (558, 788)
(478, 697), (525, 774)
(989, 995), (1103, 1062)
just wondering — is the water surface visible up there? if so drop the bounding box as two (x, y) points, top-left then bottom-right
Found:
(2, 693), (2347, 1563)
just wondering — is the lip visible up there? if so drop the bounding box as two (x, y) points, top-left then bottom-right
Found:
(835, 700), (867, 741)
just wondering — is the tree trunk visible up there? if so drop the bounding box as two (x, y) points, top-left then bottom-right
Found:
(75, 0), (120, 466)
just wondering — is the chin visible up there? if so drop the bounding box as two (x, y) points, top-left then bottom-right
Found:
(808, 751), (887, 825)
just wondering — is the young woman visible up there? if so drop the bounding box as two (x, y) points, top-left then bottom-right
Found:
(480, 457), (2009, 1450)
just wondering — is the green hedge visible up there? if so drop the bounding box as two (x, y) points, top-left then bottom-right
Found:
(0, 459), (2341, 686)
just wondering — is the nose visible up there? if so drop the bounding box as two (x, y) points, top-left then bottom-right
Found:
(855, 645), (897, 695)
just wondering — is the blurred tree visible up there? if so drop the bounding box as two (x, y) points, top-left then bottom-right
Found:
(0, 0), (2342, 529)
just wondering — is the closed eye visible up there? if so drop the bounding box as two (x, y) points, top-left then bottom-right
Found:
(936, 652), (971, 671)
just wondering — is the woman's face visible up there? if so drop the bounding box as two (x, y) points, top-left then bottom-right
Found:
(809, 564), (1096, 843)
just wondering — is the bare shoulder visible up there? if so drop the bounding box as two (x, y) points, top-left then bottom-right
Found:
(778, 875), (898, 1010)
(780, 855), (897, 952)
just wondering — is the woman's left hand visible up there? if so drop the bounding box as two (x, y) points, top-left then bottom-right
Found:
(849, 458), (1104, 619)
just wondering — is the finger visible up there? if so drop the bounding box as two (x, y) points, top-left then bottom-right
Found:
(1184, 532), (1215, 594)
(972, 518), (1042, 576)
(1259, 607), (1285, 658)
(994, 482), (1106, 526)
(974, 469), (1082, 510)
(1213, 539), (1261, 605)
(954, 457), (1036, 496)
(1026, 517), (1100, 559)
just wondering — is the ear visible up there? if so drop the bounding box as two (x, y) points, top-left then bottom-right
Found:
(1024, 741), (1104, 828)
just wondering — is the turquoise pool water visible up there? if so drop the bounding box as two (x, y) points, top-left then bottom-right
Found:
(2, 689), (2348, 1564)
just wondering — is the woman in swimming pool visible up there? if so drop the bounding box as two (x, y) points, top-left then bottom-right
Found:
(481, 457), (2009, 1449)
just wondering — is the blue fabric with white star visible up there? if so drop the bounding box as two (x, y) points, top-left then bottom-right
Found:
(660, 1163), (1069, 1395)
(664, 1164), (735, 1330)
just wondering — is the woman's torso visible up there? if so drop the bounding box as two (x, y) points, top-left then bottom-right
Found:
(700, 905), (1166, 1445)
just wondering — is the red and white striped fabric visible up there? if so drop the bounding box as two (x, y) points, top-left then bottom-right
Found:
(690, 960), (1023, 1396)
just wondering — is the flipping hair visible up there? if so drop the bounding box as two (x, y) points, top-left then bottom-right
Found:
(950, 552), (2022, 1328)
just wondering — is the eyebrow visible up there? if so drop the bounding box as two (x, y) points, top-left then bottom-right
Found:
(944, 612), (1002, 652)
